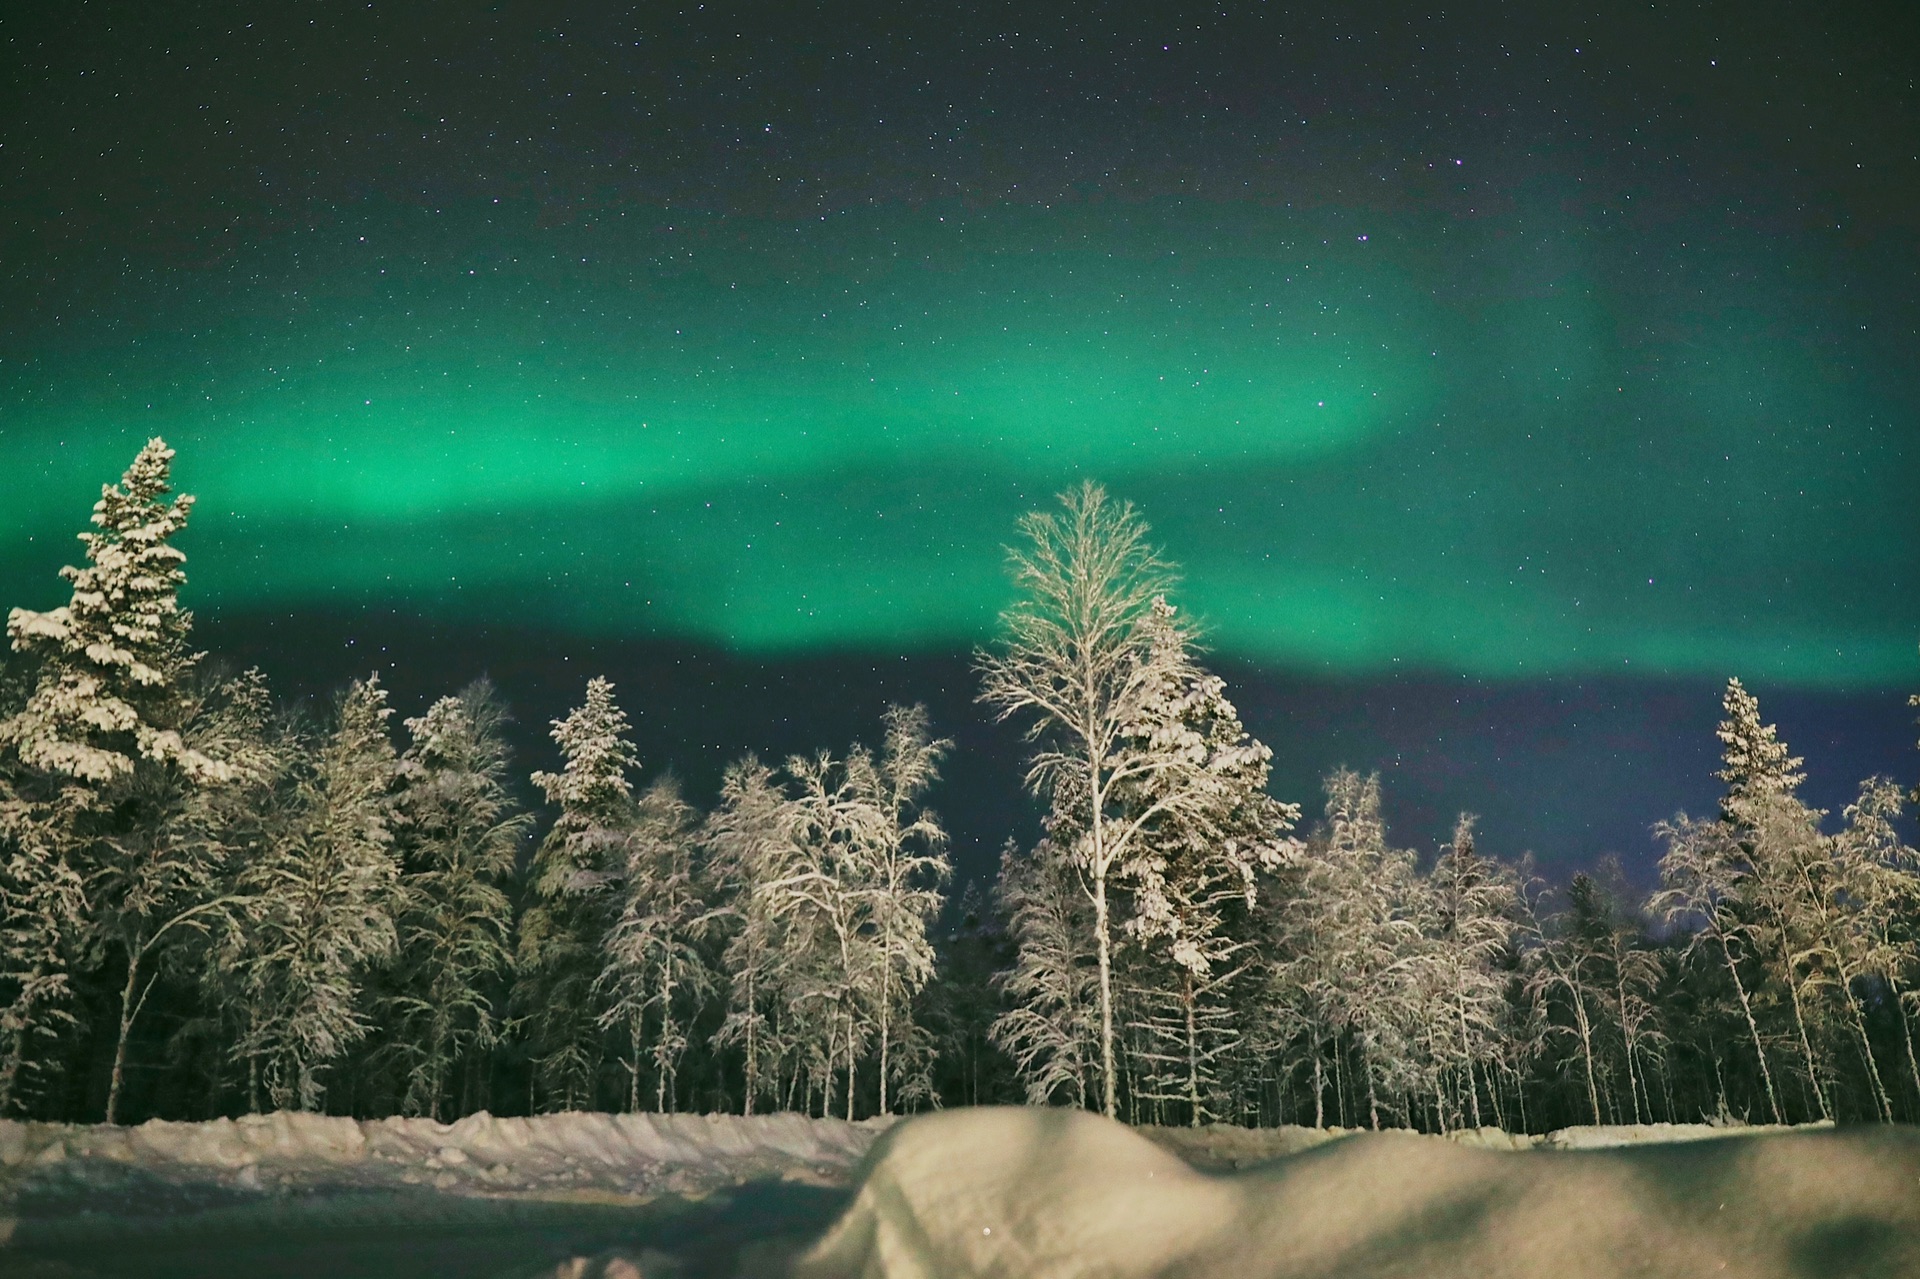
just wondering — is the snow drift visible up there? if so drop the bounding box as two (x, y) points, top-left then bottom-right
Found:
(797, 1106), (1920, 1279)
(0, 1110), (891, 1204)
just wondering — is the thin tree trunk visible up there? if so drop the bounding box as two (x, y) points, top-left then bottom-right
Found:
(743, 964), (758, 1116)
(1334, 1039), (1348, 1128)
(629, 1018), (642, 1114)
(106, 939), (155, 1126)
(1313, 1047), (1325, 1129)
(1892, 977), (1920, 1116)
(845, 1007), (857, 1122)
(1569, 984), (1601, 1126)
(879, 895), (894, 1117)
(1837, 971), (1892, 1123)
(657, 948), (676, 1114)
(1614, 964), (1645, 1124)
(1717, 930), (1783, 1124)
(1779, 941), (1829, 1121)
(1458, 1000), (1482, 1129)
(1184, 975), (1201, 1127)
(877, 983), (890, 1117)
(1091, 866), (1117, 1120)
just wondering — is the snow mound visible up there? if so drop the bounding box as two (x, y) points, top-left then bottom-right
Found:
(0, 1111), (894, 1205)
(797, 1106), (1920, 1279)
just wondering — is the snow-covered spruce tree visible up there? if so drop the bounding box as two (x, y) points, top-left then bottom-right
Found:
(378, 680), (529, 1119)
(978, 481), (1236, 1120)
(0, 654), (86, 1116)
(597, 775), (715, 1113)
(702, 754), (797, 1115)
(230, 675), (400, 1112)
(852, 704), (952, 1115)
(990, 838), (1099, 1108)
(1712, 680), (1842, 1119)
(518, 676), (639, 1111)
(0, 782), (86, 1116)
(0, 438), (264, 1122)
(1112, 603), (1298, 1126)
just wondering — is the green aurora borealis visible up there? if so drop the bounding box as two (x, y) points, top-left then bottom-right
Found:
(6, 193), (1912, 686)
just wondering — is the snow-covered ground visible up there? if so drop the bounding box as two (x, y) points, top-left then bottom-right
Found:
(803, 1108), (1920, 1279)
(0, 1110), (1908, 1277)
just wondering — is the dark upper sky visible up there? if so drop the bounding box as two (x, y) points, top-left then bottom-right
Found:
(2, 1), (1915, 886)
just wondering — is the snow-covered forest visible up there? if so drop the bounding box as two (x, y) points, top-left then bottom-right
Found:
(3, 439), (1918, 1134)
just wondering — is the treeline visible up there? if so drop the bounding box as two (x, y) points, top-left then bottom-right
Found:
(1, 441), (1916, 1133)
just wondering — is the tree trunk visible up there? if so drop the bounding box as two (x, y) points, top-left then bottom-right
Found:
(743, 965), (759, 1116)
(1779, 940), (1830, 1121)
(1091, 865), (1117, 1120)
(657, 949), (676, 1114)
(1891, 976), (1920, 1117)
(106, 935), (160, 1127)
(1457, 1000), (1482, 1129)
(1570, 984), (1601, 1126)
(1614, 967), (1645, 1124)
(845, 1008), (857, 1122)
(1837, 968), (1892, 1123)
(629, 1018), (642, 1114)
(878, 895), (894, 1117)
(1184, 974), (1201, 1127)
(1718, 930), (1783, 1123)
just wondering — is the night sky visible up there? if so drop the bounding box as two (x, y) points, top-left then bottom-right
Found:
(3, 2), (1916, 888)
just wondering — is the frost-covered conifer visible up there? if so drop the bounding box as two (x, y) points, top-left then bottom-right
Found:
(1, 438), (227, 786)
(0, 738), (87, 1114)
(232, 675), (400, 1112)
(380, 680), (529, 1119)
(1715, 678), (1807, 825)
(518, 676), (639, 1110)
(1647, 681), (1853, 1126)
(597, 775), (714, 1113)
(990, 839), (1099, 1108)
(0, 439), (262, 1121)
(1113, 607), (1297, 1125)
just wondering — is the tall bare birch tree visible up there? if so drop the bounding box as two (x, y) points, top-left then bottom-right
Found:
(978, 480), (1220, 1119)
